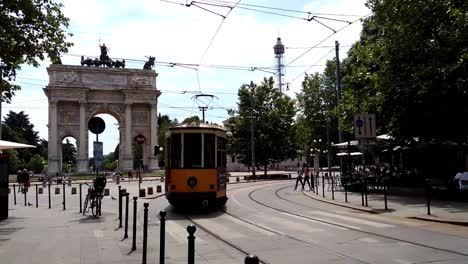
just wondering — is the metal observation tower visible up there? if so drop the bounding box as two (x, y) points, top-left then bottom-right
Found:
(273, 37), (285, 93)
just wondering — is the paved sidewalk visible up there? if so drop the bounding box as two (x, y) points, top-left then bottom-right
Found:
(300, 178), (468, 226)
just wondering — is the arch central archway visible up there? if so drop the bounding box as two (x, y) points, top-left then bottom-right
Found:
(44, 65), (161, 174)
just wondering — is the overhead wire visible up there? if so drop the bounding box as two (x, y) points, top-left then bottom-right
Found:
(288, 48), (336, 85)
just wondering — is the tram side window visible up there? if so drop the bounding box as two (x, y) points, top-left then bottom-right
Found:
(204, 134), (215, 168)
(184, 133), (202, 168)
(217, 137), (227, 168)
(170, 134), (182, 168)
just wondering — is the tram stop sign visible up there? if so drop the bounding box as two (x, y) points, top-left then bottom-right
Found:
(88, 117), (106, 135)
(134, 134), (146, 144)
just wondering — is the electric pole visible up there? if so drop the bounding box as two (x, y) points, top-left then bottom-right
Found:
(335, 40), (343, 143)
(250, 81), (256, 180)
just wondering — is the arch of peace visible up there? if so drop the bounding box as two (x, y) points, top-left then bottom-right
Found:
(44, 65), (161, 174)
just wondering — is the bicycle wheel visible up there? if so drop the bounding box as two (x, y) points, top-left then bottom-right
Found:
(91, 196), (98, 217)
(83, 195), (89, 215)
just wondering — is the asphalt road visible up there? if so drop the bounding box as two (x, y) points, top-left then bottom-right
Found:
(3, 180), (468, 263)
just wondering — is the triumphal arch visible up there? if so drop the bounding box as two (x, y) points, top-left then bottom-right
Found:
(44, 63), (161, 174)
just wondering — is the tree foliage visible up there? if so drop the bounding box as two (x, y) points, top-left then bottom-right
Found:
(225, 77), (296, 174)
(339, 0), (468, 144)
(2, 111), (46, 172)
(1, 0), (73, 101)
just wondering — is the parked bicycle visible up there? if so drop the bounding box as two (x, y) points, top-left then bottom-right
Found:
(83, 175), (107, 217)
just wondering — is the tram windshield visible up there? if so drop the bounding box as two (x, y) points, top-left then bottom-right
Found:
(184, 133), (202, 168)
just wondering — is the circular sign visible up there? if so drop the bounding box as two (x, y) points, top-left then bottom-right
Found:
(356, 119), (363, 127)
(134, 134), (146, 144)
(88, 117), (106, 134)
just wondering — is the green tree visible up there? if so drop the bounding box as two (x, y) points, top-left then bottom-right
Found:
(62, 138), (76, 165)
(2, 111), (45, 163)
(29, 154), (46, 173)
(181, 116), (200, 124)
(157, 114), (177, 159)
(103, 152), (118, 171)
(225, 77), (297, 175)
(1, 0), (73, 102)
(340, 0), (468, 144)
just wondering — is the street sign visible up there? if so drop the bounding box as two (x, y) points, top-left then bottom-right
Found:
(134, 134), (146, 144)
(93, 141), (103, 168)
(354, 114), (376, 138)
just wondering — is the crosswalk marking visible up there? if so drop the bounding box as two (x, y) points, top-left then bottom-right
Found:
(166, 221), (205, 244)
(256, 214), (324, 233)
(282, 212), (353, 230)
(358, 237), (379, 243)
(311, 211), (394, 228)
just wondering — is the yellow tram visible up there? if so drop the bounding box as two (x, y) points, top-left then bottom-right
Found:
(164, 123), (228, 208)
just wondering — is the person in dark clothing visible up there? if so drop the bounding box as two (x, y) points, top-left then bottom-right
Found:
(22, 169), (30, 193)
(17, 170), (23, 193)
(301, 163), (312, 190)
(294, 163), (304, 190)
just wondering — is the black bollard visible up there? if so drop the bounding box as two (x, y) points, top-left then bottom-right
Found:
(384, 183), (388, 210)
(79, 184), (82, 213)
(124, 193), (129, 239)
(361, 180), (365, 206)
(322, 175), (325, 197)
(331, 177), (335, 200)
(344, 182), (348, 203)
(132, 197), (137, 251)
(316, 174), (319, 195)
(35, 184), (38, 208)
(63, 183), (66, 210)
(24, 186), (27, 206)
(187, 225), (196, 264)
(425, 179), (431, 216)
(159, 210), (166, 264)
(311, 173), (315, 192)
(142, 203), (149, 264)
(245, 255), (260, 264)
(364, 179), (368, 207)
(13, 184), (16, 205)
(118, 186), (122, 228)
(48, 183), (51, 209)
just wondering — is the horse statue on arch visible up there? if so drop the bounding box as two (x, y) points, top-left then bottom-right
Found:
(143, 56), (155, 70)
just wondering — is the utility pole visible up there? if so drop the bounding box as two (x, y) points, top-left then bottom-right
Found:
(335, 40), (343, 143)
(250, 81), (256, 180)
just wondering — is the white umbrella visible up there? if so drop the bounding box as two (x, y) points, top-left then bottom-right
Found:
(0, 140), (36, 150)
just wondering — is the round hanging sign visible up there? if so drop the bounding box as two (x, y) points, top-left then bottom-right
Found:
(134, 134), (146, 144)
(88, 117), (106, 135)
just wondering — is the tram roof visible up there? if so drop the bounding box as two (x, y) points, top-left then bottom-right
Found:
(169, 122), (226, 131)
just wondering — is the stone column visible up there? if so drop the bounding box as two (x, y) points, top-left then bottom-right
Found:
(122, 102), (133, 171)
(47, 100), (60, 175)
(148, 103), (159, 170)
(77, 102), (88, 173)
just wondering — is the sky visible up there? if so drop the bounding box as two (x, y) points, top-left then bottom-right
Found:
(9, 0), (370, 156)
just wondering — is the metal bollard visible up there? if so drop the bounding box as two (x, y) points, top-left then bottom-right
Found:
(331, 177), (335, 200)
(384, 183), (388, 210)
(24, 186), (27, 206)
(35, 184), (38, 208)
(159, 210), (166, 264)
(124, 193), (129, 239)
(311, 174), (315, 192)
(156, 185), (162, 193)
(425, 179), (431, 216)
(13, 184), (16, 205)
(245, 255), (260, 264)
(63, 183), (66, 210)
(48, 183), (51, 209)
(316, 174), (319, 195)
(187, 225), (196, 264)
(361, 180), (365, 206)
(322, 175), (325, 197)
(142, 203), (149, 264)
(236, 177), (240, 182)
(364, 179), (368, 207)
(344, 182), (348, 203)
(118, 186), (122, 228)
(132, 197), (137, 251)
(79, 184), (82, 213)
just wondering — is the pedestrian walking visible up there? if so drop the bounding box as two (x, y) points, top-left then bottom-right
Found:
(302, 163), (312, 190)
(22, 169), (30, 193)
(128, 170), (133, 180)
(16, 170), (23, 193)
(294, 163), (304, 190)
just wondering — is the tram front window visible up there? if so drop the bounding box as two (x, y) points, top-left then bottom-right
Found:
(170, 134), (182, 168)
(217, 137), (227, 168)
(184, 133), (202, 168)
(204, 134), (215, 168)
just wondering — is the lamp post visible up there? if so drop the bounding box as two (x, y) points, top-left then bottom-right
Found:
(249, 81), (256, 180)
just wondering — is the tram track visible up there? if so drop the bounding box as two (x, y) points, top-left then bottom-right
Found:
(246, 183), (468, 258)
